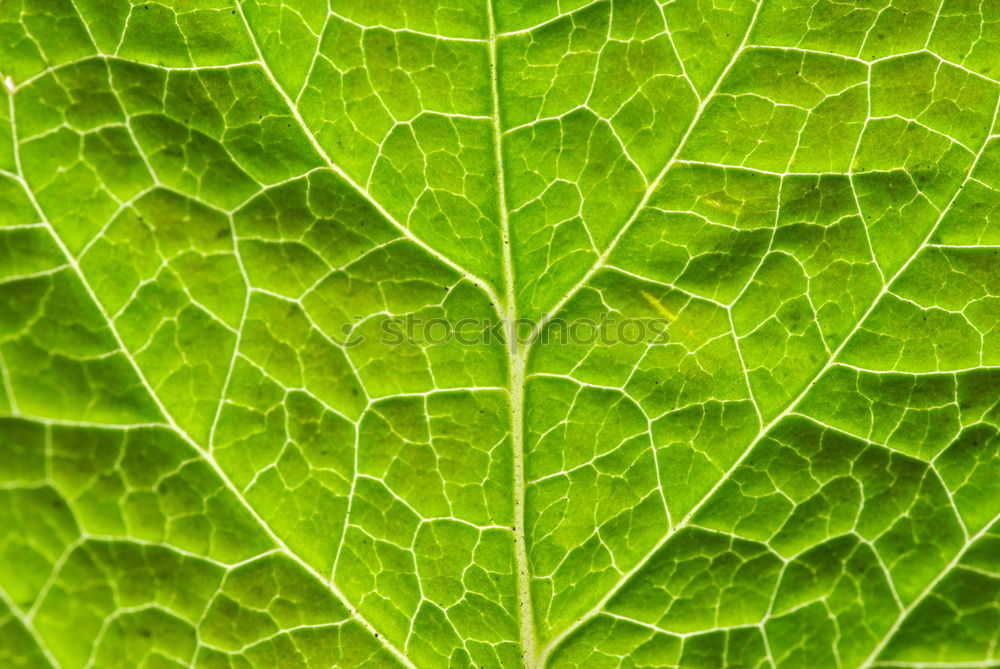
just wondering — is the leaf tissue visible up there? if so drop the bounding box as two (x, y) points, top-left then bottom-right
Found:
(1, 0), (999, 667)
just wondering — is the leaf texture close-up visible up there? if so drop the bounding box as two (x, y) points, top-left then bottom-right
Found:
(1, 0), (999, 667)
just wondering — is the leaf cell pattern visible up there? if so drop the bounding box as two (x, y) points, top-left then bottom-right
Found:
(1, 0), (999, 667)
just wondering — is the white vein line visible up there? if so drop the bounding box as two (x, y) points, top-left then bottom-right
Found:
(538, 53), (1000, 669)
(0, 347), (19, 415)
(5, 86), (417, 669)
(496, 0), (606, 37)
(205, 214), (252, 451)
(234, 4), (503, 313)
(327, 10), (488, 43)
(858, 511), (1000, 669)
(0, 583), (60, 668)
(535, 0), (768, 656)
(526, 0), (765, 346)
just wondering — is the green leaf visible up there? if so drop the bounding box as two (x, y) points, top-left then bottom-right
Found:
(1, 0), (999, 667)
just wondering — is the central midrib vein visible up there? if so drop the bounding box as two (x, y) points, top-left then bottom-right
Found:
(486, 2), (538, 667)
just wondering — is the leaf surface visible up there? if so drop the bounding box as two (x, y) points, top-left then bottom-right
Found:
(1, 1), (999, 667)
